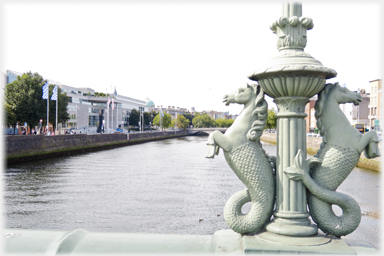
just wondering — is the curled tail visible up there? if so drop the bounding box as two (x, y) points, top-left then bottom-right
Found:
(308, 193), (361, 237)
(285, 150), (361, 237)
(223, 189), (274, 234)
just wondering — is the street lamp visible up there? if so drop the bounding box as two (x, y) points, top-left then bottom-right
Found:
(139, 106), (144, 133)
(150, 113), (153, 132)
(127, 112), (130, 133)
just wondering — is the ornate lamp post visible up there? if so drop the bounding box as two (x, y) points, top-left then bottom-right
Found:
(207, 3), (380, 247)
(248, 2), (336, 236)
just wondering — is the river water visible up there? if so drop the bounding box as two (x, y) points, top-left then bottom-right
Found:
(3, 136), (381, 249)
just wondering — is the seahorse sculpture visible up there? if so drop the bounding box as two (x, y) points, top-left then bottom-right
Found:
(206, 84), (275, 235)
(285, 83), (380, 237)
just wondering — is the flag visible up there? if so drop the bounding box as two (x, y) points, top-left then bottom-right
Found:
(112, 98), (115, 110)
(107, 97), (110, 108)
(161, 111), (164, 117)
(51, 85), (58, 101)
(42, 82), (49, 99)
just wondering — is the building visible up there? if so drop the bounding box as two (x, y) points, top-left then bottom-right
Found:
(305, 96), (317, 133)
(368, 79), (382, 131)
(203, 110), (227, 120)
(6, 70), (153, 134)
(6, 70), (22, 84)
(351, 88), (370, 128)
(154, 105), (189, 120)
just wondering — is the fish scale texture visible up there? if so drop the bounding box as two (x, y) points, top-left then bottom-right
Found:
(308, 144), (361, 236)
(223, 142), (275, 234)
(312, 145), (359, 190)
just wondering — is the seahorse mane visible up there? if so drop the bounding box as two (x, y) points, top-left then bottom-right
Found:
(314, 82), (338, 157)
(247, 84), (268, 141)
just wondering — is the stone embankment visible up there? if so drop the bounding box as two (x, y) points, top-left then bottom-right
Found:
(6, 131), (190, 165)
(260, 133), (381, 172)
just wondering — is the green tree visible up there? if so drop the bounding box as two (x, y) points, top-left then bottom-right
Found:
(171, 114), (190, 130)
(192, 113), (215, 128)
(266, 108), (277, 129)
(211, 117), (234, 128)
(215, 118), (226, 128)
(148, 110), (157, 126)
(153, 112), (172, 129)
(143, 112), (151, 126)
(4, 102), (17, 127)
(94, 92), (109, 97)
(225, 118), (235, 127)
(5, 71), (69, 129)
(183, 112), (194, 124)
(129, 109), (140, 127)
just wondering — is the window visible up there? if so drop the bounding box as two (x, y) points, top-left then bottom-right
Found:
(93, 102), (107, 107)
(88, 116), (99, 127)
(67, 105), (77, 111)
(67, 122), (77, 128)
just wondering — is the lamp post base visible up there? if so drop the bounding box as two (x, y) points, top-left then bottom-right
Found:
(266, 217), (318, 237)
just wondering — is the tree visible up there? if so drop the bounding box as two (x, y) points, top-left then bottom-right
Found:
(183, 112), (194, 124)
(153, 112), (172, 129)
(215, 118), (226, 128)
(192, 113), (215, 128)
(143, 112), (151, 126)
(148, 110), (157, 126)
(4, 102), (17, 127)
(129, 109), (140, 127)
(5, 71), (69, 129)
(171, 114), (190, 130)
(225, 119), (235, 127)
(94, 92), (109, 97)
(266, 108), (277, 129)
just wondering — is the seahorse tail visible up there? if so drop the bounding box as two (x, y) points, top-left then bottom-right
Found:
(223, 189), (273, 235)
(308, 194), (361, 237)
(302, 174), (361, 237)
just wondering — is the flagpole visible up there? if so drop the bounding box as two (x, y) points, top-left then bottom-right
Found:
(56, 86), (58, 134)
(112, 98), (114, 131)
(42, 82), (49, 134)
(107, 97), (110, 134)
(47, 91), (49, 134)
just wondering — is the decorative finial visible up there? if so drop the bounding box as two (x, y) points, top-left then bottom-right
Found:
(270, 2), (314, 50)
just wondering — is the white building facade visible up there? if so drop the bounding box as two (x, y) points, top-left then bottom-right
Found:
(6, 70), (150, 134)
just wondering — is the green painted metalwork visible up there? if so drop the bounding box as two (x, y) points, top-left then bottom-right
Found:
(206, 84), (275, 234)
(206, 0), (381, 243)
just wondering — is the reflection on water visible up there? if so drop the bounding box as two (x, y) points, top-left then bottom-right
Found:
(3, 136), (380, 249)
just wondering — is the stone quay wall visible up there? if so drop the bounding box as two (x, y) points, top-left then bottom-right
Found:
(260, 133), (381, 172)
(5, 131), (190, 165)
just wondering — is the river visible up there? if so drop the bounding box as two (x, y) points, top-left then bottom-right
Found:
(3, 135), (381, 249)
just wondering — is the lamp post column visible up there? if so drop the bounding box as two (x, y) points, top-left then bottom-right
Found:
(248, 2), (337, 237)
(266, 97), (317, 236)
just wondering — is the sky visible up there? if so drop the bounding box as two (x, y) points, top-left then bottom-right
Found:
(1, 0), (383, 114)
